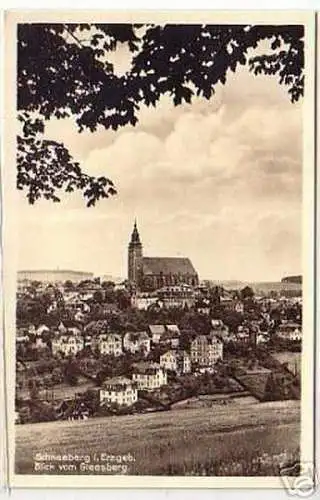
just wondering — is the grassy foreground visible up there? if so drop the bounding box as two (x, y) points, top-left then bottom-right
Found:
(15, 400), (300, 476)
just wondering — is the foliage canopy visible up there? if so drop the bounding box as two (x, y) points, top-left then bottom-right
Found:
(18, 23), (304, 205)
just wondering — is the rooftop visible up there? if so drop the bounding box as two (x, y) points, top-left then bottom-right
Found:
(142, 257), (197, 276)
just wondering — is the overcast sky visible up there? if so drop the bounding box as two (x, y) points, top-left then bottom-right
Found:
(16, 40), (302, 282)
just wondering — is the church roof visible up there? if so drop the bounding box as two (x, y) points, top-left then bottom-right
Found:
(142, 257), (197, 276)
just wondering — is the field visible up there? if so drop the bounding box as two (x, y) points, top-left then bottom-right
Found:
(15, 400), (300, 476)
(272, 352), (301, 375)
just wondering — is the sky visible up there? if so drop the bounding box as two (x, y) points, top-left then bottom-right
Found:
(16, 39), (303, 282)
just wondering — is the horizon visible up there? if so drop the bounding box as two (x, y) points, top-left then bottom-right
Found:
(17, 266), (300, 284)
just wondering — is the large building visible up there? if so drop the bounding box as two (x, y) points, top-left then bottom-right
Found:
(128, 221), (199, 291)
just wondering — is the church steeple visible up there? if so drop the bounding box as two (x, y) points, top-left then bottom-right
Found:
(130, 218), (141, 245)
(128, 219), (143, 284)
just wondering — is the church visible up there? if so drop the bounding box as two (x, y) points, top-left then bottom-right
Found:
(128, 220), (199, 292)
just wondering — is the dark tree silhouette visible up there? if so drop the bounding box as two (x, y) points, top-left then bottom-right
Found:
(18, 23), (304, 205)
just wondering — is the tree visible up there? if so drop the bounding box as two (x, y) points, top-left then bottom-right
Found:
(52, 367), (64, 385)
(63, 359), (79, 386)
(93, 290), (104, 304)
(223, 311), (244, 333)
(240, 286), (255, 300)
(18, 23), (304, 205)
(64, 280), (74, 290)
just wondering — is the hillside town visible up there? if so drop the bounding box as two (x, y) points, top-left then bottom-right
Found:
(15, 222), (302, 424)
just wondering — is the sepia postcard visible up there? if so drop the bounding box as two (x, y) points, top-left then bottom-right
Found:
(2, 9), (316, 490)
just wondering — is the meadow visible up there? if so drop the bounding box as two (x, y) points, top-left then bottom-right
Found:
(272, 352), (301, 375)
(15, 400), (300, 476)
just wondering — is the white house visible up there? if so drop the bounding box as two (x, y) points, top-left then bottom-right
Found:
(36, 324), (50, 337)
(190, 334), (223, 367)
(52, 334), (84, 356)
(100, 377), (138, 407)
(160, 350), (191, 375)
(123, 331), (151, 355)
(74, 309), (86, 322)
(132, 362), (167, 391)
(131, 293), (160, 311)
(256, 333), (270, 344)
(98, 333), (123, 356)
(277, 323), (302, 341)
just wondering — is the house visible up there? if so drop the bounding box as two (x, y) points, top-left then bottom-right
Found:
(101, 303), (119, 316)
(167, 324), (180, 336)
(196, 298), (211, 315)
(66, 326), (82, 337)
(233, 300), (245, 314)
(100, 377), (138, 407)
(114, 282), (127, 292)
(123, 331), (151, 355)
(157, 285), (196, 309)
(57, 399), (91, 421)
(52, 334), (84, 356)
(220, 297), (244, 314)
(84, 334), (93, 349)
(28, 324), (36, 335)
(16, 334), (29, 344)
(132, 293), (161, 311)
(196, 366), (217, 375)
(36, 324), (50, 337)
(276, 323), (302, 341)
(132, 362), (167, 391)
(160, 350), (191, 375)
(98, 333), (123, 356)
(74, 309), (86, 322)
(160, 331), (180, 349)
(236, 325), (251, 341)
(159, 324), (180, 348)
(148, 325), (166, 344)
(57, 322), (67, 334)
(47, 301), (58, 313)
(34, 336), (48, 349)
(256, 333), (270, 345)
(211, 319), (226, 329)
(190, 334), (223, 367)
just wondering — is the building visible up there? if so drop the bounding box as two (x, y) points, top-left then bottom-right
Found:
(148, 325), (166, 344)
(18, 269), (94, 284)
(276, 323), (302, 341)
(220, 297), (244, 314)
(131, 293), (161, 311)
(123, 331), (151, 355)
(159, 325), (181, 348)
(190, 334), (223, 367)
(52, 334), (84, 356)
(100, 377), (138, 407)
(157, 284), (196, 309)
(128, 220), (199, 291)
(97, 333), (123, 356)
(132, 362), (167, 391)
(160, 350), (191, 375)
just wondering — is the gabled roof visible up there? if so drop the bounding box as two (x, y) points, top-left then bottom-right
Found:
(124, 331), (149, 342)
(149, 325), (166, 335)
(161, 349), (189, 360)
(142, 257), (197, 276)
(102, 376), (132, 388)
(132, 361), (161, 374)
(102, 333), (122, 342)
(166, 324), (180, 334)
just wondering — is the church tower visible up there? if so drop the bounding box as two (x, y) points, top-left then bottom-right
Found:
(128, 219), (143, 285)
